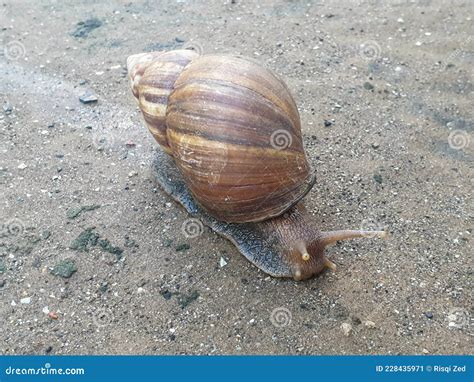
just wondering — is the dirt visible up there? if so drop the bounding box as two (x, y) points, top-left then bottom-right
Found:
(0, 0), (472, 355)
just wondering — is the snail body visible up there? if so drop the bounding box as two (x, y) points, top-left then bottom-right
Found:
(128, 49), (386, 281)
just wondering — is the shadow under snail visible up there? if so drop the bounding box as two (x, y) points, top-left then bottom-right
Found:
(127, 49), (387, 281)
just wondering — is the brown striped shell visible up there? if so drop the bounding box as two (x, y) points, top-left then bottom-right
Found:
(128, 50), (315, 223)
(127, 50), (199, 153)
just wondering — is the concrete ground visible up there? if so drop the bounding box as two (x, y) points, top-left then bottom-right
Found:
(0, 0), (472, 354)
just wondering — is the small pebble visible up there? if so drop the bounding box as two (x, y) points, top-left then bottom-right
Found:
(79, 90), (98, 104)
(324, 120), (332, 127)
(175, 243), (190, 252)
(3, 103), (13, 114)
(160, 289), (172, 300)
(72, 18), (103, 38)
(373, 174), (383, 184)
(364, 320), (376, 328)
(0, 280), (5, 288)
(48, 311), (59, 320)
(341, 322), (352, 336)
(364, 82), (374, 90)
(424, 311), (433, 319)
(422, 348), (430, 354)
(219, 257), (228, 268)
(18, 163), (27, 170)
(372, 142), (380, 149)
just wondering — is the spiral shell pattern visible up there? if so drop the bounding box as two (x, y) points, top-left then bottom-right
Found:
(128, 50), (198, 153)
(129, 51), (315, 223)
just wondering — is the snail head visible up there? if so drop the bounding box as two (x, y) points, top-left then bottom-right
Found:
(266, 204), (387, 281)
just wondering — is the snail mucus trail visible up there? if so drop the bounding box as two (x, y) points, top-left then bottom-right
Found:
(127, 49), (387, 281)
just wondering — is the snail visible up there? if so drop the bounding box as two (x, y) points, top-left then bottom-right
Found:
(127, 49), (386, 281)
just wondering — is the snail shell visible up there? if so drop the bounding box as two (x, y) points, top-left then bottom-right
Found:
(128, 50), (315, 223)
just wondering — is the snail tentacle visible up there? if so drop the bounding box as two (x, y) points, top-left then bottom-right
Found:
(324, 258), (337, 271)
(317, 229), (387, 247)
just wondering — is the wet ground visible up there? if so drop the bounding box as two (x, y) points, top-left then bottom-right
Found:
(0, 0), (472, 354)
